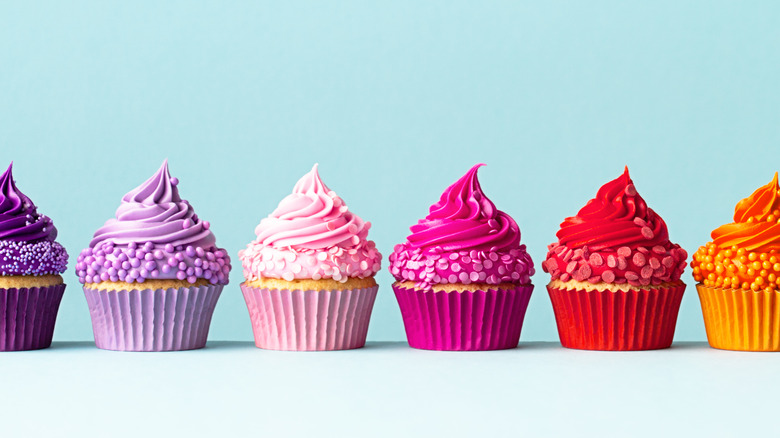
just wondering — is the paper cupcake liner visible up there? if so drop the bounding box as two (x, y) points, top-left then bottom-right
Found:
(241, 285), (378, 351)
(697, 285), (780, 351)
(547, 283), (685, 351)
(0, 284), (66, 351)
(392, 284), (534, 351)
(83, 284), (223, 352)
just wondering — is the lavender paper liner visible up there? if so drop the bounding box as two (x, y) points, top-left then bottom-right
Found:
(0, 284), (65, 351)
(241, 284), (378, 351)
(393, 283), (534, 351)
(83, 284), (223, 352)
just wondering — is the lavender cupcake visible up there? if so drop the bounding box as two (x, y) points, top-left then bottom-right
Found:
(0, 163), (68, 351)
(75, 160), (230, 351)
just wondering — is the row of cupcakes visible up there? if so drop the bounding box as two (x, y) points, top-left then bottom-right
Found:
(1, 160), (779, 352)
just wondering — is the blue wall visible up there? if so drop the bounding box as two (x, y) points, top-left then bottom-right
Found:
(1, 1), (778, 341)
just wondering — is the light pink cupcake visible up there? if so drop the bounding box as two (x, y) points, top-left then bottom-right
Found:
(239, 164), (381, 351)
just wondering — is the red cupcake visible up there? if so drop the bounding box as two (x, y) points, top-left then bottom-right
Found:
(541, 167), (688, 350)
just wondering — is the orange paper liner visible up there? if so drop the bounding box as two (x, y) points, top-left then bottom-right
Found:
(697, 285), (780, 351)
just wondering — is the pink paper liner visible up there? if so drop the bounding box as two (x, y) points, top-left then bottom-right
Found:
(547, 283), (686, 351)
(241, 285), (378, 351)
(0, 284), (66, 351)
(392, 283), (534, 351)
(83, 284), (223, 352)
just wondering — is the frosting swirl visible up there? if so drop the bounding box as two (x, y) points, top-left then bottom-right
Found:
(240, 164), (381, 282)
(89, 160), (215, 249)
(407, 164), (520, 252)
(0, 163), (57, 242)
(691, 173), (780, 292)
(555, 167), (668, 251)
(711, 173), (780, 252)
(543, 167), (687, 286)
(76, 160), (230, 285)
(0, 163), (68, 276)
(389, 164), (534, 289)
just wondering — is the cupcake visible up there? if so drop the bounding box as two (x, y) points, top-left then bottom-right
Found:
(239, 164), (381, 351)
(388, 164), (534, 351)
(691, 173), (780, 351)
(542, 167), (688, 351)
(0, 163), (68, 351)
(75, 160), (231, 351)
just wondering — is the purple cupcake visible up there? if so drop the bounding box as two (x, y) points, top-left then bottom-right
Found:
(75, 160), (231, 351)
(0, 163), (68, 351)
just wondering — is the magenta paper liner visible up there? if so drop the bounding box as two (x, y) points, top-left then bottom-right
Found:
(83, 284), (223, 352)
(393, 284), (534, 351)
(241, 285), (378, 351)
(0, 284), (66, 351)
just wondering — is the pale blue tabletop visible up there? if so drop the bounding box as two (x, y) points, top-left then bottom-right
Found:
(0, 341), (772, 437)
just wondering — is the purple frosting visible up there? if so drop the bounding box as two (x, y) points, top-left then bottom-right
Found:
(75, 160), (230, 285)
(0, 163), (68, 276)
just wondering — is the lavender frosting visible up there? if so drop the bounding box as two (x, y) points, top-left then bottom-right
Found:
(0, 163), (68, 276)
(75, 160), (230, 285)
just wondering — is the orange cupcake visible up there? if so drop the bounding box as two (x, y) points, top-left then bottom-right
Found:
(691, 173), (780, 351)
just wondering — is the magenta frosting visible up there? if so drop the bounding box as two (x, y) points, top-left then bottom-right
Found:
(389, 164), (534, 290)
(75, 160), (230, 285)
(0, 163), (68, 276)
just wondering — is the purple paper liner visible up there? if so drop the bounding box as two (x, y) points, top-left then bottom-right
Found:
(241, 285), (378, 351)
(0, 284), (66, 351)
(83, 284), (223, 352)
(393, 283), (534, 351)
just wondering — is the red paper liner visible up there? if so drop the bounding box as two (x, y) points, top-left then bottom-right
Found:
(393, 283), (533, 351)
(0, 284), (66, 351)
(547, 282), (685, 351)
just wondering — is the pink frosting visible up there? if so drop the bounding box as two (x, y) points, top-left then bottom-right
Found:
(239, 164), (381, 283)
(389, 164), (534, 290)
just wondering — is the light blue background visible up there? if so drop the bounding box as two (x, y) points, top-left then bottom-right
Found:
(1, 1), (778, 343)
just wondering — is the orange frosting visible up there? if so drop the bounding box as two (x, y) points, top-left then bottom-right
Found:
(692, 174), (780, 292)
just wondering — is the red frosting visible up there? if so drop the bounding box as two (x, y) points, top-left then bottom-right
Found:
(542, 167), (687, 286)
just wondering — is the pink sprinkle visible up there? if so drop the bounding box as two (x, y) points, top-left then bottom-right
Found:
(607, 255), (617, 268)
(633, 217), (647, 227)
(560, 273), (570, 282)
(649, 258), (661, 269)
(632, 252), (647, 267)
(625, 271), (639, 281)
(579, 264), (592, 279)
(641, 265), (653, 279)
(617, 257), (628, 270)
(544, 259), (557, 271)
(449, 253), (459, 261)
(652, 245), (666, 254)
(566, 261), (577, 274)
(662, 256), (674, 268)
(489, 252), (499, 262)
(641, 227), (655, 239)
(459, 272), (470, 283)
(360, 260), (369, 270)
(589, 253), (604, 266)
(601, 270), (615, 282)
(470, 272), (480, 282)
(451, 262), (461, 272)
(617, 247), (631, 258)
(448, 274), (458, 283)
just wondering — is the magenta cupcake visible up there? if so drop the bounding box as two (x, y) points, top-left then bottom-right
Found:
(0, 163), (68, 351)
(75, 160), (231, 351)
(389, 164), (535, 351)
